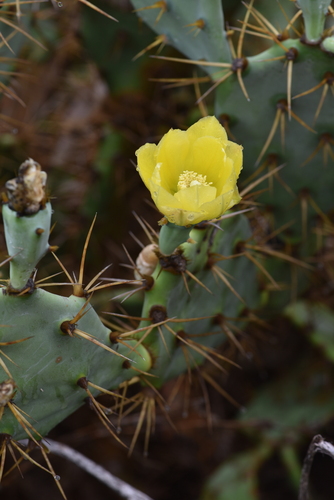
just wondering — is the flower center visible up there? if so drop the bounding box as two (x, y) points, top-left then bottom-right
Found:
(177, 170), (212, 190)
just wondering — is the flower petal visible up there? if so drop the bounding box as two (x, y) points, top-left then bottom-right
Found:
(187, 136), (227, 181)
(156, 129), (190, 192)
(225, 141), (243, 177)
(174, 184), (217, 211)
(186, 115), (228, 147)
(136, 143), (158, 190)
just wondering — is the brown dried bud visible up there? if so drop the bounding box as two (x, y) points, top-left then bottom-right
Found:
(0, 379), (16, 407)
(134, 243), (159, 279)
(5, 159), (47, 215)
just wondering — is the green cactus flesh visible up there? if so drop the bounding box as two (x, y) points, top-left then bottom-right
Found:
(0, 198), (256, 443)
(0, 288), (152, 440)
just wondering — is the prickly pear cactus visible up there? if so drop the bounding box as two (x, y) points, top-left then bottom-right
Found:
(0, 132), (257, 491)
(131, 0), (334, 273)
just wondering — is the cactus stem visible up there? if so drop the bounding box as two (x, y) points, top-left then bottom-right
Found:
(298, 0), (332, 43)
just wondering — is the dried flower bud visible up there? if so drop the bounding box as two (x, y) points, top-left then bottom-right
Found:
(134, 243), (159, 279)
(0, 379), (16, 407)
(5, 159), (47, 215)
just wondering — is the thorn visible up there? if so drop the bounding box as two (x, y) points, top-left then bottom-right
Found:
(196, 70), (233, 104)
(201, 371), (242, 408)
(245, 243), (313, 270)
(283, 8), (302, 36)
(255, 106), (283, 166)
(0, 16), (47, 50)
(193, 70), (208, 117)
(77, 214), (97, 296)
(151, 54), (231, 69)
(211, 265), (246, 304)
(301, 133), (334, 167)
(237, 0), (255, 58)
(78, 0), (118, 21)
(236, 67), (250, 101)
(184, 18), (205, 37)
(73, 328), (134, 362)
(185, 269), (212, 294)
(241, 164), (285, 197)
(244, 250), (280, 289)
(133, 1), (167, 24)
(132, 34), (167, 61)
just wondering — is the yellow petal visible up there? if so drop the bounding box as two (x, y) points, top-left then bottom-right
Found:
(156, 129), (190, 191)
(174, 184), (217, 211)
(150, 180), (182, 210)
(187, 115), (228, 147)
(225, 141), (243, 177)
(186, 136), (227, 182)
(136, 143), (158, 189)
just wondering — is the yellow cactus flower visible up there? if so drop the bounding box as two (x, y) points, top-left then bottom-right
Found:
(135, 116), (243, 226)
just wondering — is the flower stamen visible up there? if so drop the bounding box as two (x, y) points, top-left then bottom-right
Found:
(177, 171), (212, 190)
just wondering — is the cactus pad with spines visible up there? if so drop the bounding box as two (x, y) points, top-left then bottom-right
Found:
(0, 159), (257, 464)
